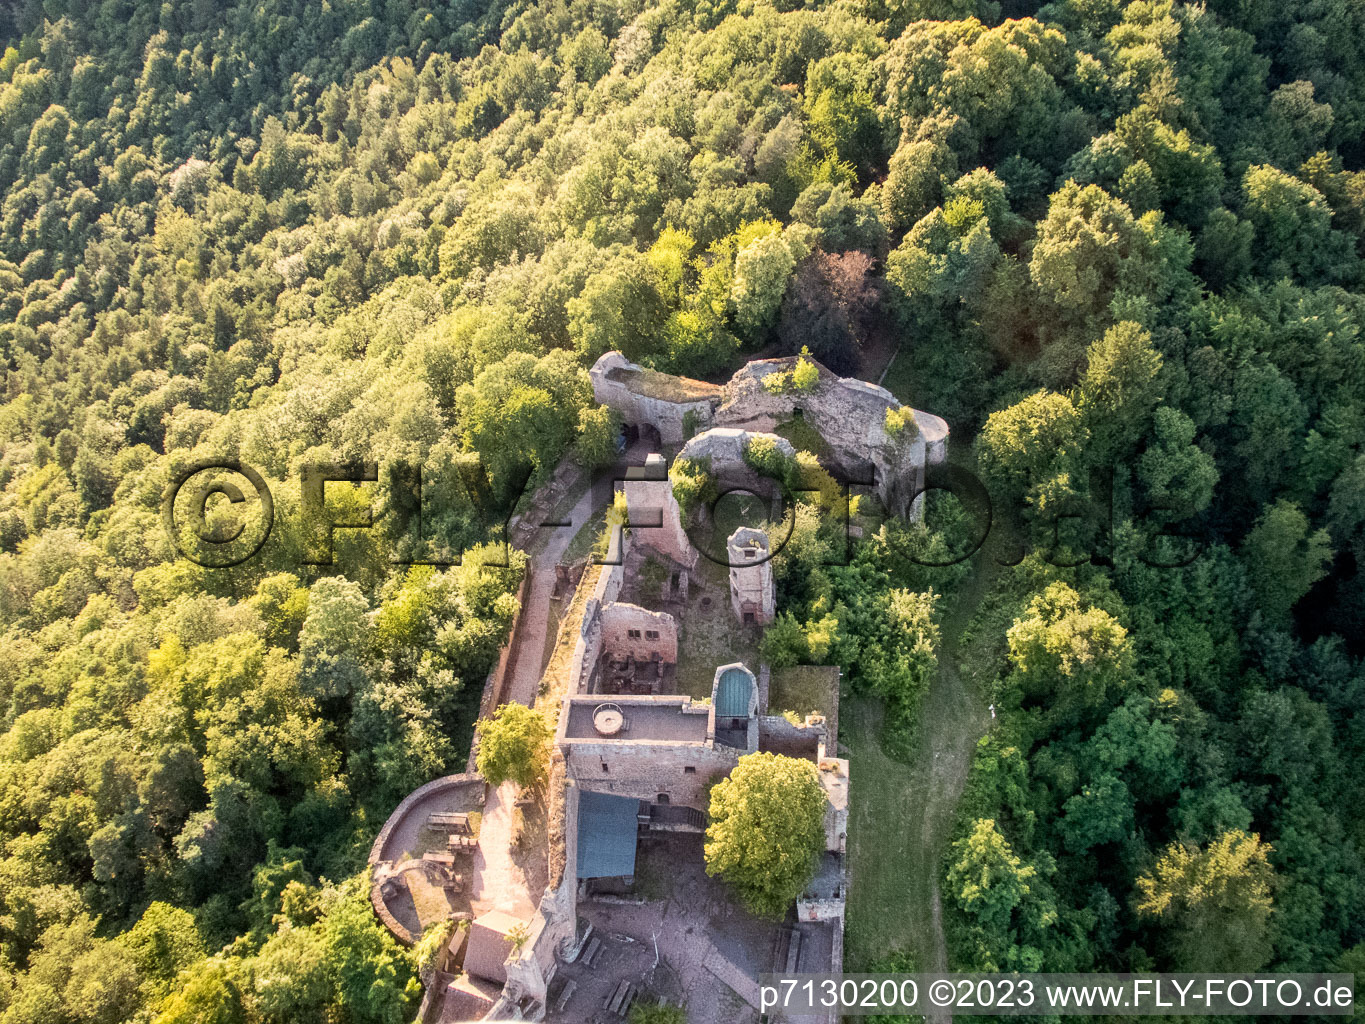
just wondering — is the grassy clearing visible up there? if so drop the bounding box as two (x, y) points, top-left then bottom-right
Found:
(707, 491), (769, 552)
(674, 555), (762, 699)
(563, 502), (611, 564)
(768, 665), (837, 720)
(843, 696), (928, 968)
(843, 558), (995, 973)
(879, 346), (917, 407)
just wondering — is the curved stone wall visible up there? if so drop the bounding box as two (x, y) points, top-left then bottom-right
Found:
(368, 772), (485, 866)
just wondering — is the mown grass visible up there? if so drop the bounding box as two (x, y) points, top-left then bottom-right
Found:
(768, 665), (837, 720)
(843, 558), (996, 972)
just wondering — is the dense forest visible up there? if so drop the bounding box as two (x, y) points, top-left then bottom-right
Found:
(1, 0), (1364, 1020)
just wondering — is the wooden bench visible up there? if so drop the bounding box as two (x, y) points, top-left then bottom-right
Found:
(581, 936), (602, 967)
(427, 811), (472, 834)
(604, 980), (636, 1016)
(551, 979), (577, 1012)
(784, 928), (803, 974)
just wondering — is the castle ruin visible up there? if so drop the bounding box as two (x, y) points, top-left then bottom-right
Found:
(591, 350), (949, 520)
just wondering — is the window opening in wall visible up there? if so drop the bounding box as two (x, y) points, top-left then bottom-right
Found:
(645, 629), (659, 640)
(601, 763), (609, 773)
(684, 766), (696, 774)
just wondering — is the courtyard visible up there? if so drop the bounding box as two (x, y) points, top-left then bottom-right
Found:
(544, 833), (834, 1024)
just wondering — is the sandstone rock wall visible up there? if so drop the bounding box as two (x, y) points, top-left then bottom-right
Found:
(592, 350), (949, 521)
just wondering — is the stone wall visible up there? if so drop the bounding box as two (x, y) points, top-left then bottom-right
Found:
(590, 352), (720, 444)
(757, 715), (822, 757)
(369, 773), (486, 866)
(677, 427), (795, 475)
(727, 526), (775, 624)
(561, 699), (741, 808)
(466, 570), (533, 772)
(564, 556), (626, 697)
(796, 896), (846, 924)
(593, 351), (950, 521)
(599, 602), (678, 663)
(623, 452), (695, 566)
(567, 739), (741, 807)
(501, 880), (575, 1010)
(716, 358), (949, 519)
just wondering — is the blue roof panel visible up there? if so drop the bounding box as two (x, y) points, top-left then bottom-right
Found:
(716, 667), (753, 718)
(576, 790), (640, 878)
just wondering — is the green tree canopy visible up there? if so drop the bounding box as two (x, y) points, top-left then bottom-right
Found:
(475, 703), (553, 790)
(1136, 830), (1276, 971)
(705, 752), (827, 919)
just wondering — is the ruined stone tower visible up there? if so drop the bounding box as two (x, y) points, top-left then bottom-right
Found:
(624, 453), (695, 568)
(727, 526), (775, 625)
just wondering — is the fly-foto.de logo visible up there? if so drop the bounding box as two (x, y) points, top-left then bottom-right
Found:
(162, 456), (1207, 571)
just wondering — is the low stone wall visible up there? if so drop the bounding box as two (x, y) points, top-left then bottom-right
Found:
(369, 772), (485, 866)
(565, 556), (626, 697)
(466, 570), (533, 773)
(507, 458), (586, 552)
(370, 874), (420, 947)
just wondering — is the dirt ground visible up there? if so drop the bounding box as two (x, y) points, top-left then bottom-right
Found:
(545, 834), (790, 1024)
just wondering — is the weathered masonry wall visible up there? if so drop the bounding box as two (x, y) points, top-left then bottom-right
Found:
(592, 350), (950, 520)
(566, 738), (741, 807)
(590, 352), (721, 444)
(559, 698), (741, 808)
(623, 452), (695, 567)
(727, 526), (775, 625)
(677, 426), (795, 472)
(599, 602), (678, 663)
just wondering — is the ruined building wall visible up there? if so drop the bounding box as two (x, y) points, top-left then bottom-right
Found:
(727, 527), (775, 624)
(623, 453), (696, 567)
(676, 427), (795, 474)
(590, 352), (720, 444)
(593, 351), (950, 521)
(716, 359), (948, 519)
(565, 740), (740, 807)
(561, 699), (742, 809)
(502, 796), (579, 1011)
(599, 603), (678, 663)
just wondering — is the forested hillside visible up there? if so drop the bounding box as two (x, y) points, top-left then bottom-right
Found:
(1, 0), (1364, 1019)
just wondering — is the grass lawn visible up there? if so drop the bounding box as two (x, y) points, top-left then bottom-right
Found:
(563, 502), (611, 564)
(673, 554), (762, 699)
(842, 695), (929, 969)
(539, 599), (564, 697)
(767, 665), (838, 720)
(843, 559), (995, 972)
